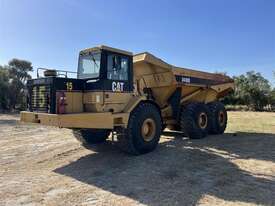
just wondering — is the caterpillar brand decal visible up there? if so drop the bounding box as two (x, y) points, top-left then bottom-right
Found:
(112, 81), (124, 92)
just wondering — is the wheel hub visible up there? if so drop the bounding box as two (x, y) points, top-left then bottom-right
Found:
(218, 111), (225, 126)
(141, 118), (156, 142)
(198, 112), (208, 129)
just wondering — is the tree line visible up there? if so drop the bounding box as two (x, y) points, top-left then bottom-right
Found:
(0, 59), (32, 111)
(0, 58), (274, 112)
(223, 71), (275, 111)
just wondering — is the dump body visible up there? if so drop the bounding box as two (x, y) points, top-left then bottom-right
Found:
(133, 52), (234, 108)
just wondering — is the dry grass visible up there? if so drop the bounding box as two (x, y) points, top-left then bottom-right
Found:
(0, 112), (275, 206)
(227, 111), (275, 134)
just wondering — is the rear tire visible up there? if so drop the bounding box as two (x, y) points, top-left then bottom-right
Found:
(208, 102), (227, 134)
(180, 103), (210, 139)
(117, 102), (162, 155)
(73, 129), (110, 145)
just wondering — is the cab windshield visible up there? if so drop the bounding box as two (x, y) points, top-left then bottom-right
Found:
(78, 52), (101, 79)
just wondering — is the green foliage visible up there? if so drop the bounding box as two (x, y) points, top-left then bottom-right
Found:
(270, 88), (275, 107)
(223, 71), (273, 111)
(0, 66), (10, 110)
(0, 59), (33, 111)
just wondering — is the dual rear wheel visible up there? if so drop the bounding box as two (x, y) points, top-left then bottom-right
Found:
(180, 102), (227, 139)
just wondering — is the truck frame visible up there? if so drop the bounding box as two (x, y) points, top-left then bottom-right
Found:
(21, 45), (234, 155)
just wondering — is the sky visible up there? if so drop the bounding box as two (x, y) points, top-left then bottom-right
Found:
(0, 0), (274, 84)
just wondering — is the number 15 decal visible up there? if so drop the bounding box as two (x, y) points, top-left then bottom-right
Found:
(66, 82), (73, 91)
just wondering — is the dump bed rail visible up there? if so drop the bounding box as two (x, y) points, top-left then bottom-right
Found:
(133, 52), (233, 85)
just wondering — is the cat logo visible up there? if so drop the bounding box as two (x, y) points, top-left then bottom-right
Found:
(112, 82), (124, 92)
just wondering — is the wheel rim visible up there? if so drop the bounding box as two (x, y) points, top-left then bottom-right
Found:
(198, 112), (208, 129)
(141, 118), (156, 142)
(218, 111), (225, 126)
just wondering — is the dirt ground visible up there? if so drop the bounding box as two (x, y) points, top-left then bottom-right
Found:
(0, 112), (275, 206)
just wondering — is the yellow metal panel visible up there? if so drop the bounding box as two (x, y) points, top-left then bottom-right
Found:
(65, 92), (73, 113)
(20, 111), (36, 123)
(211, 82), (235, 93)
(134, 52), (233, 83)
(113, 113), (130, 127)
(59, 113), (113, 129)
(72, 92), (83, 113)
(20, 112), (59, 126)
(83, 92), (104, 104)
(38, 113), (59, 126)
(62, 92), (83, 113)
(123, 96), (146, 113)
(104, 92), (132, 104)
(20, 111), (115, 129)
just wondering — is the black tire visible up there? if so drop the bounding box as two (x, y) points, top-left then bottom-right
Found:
(73, 129), (110, 145)
(208, 102), (227, 134)
(180, 103), (210, 139)
(117, 102), (162, 155)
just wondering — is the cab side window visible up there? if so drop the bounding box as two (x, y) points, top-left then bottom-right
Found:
(107, 54), (128, 81)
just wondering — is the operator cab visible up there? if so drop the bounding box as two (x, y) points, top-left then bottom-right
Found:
(77, 45), (133, 92)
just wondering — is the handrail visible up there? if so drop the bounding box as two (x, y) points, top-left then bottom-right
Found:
(37, 68), (78, 78)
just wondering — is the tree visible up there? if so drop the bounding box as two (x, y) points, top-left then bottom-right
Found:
(269, 87), (275, 111)
(8, 59), (33, 110)
(8, 59), (32, 84)
(0, 66), (10, 110)
(247, 71), (271, 110)
(228, 71), (272, 111)
(0, 59), (33, 111)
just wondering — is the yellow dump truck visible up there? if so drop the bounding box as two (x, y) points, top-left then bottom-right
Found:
(21, 45), (234, 155)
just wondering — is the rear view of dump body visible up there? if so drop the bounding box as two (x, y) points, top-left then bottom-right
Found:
(133, 52), (234, 124)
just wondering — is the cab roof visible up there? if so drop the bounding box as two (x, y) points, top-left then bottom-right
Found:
(80, 45), (133, 56)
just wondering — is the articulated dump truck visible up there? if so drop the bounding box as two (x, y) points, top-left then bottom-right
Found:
(21, 45), (234, 155)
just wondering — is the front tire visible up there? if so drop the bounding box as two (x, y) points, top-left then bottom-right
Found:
(180, 103), (210, 139)
(117, 102), (162, 155)
(73, 129), (110, 145)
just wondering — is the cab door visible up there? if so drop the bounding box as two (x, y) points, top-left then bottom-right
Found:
(102, 51), (134, 113)
(105, 52), (133, 92)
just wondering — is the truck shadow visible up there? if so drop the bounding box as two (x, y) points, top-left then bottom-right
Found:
(54, 131), (275, 206)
